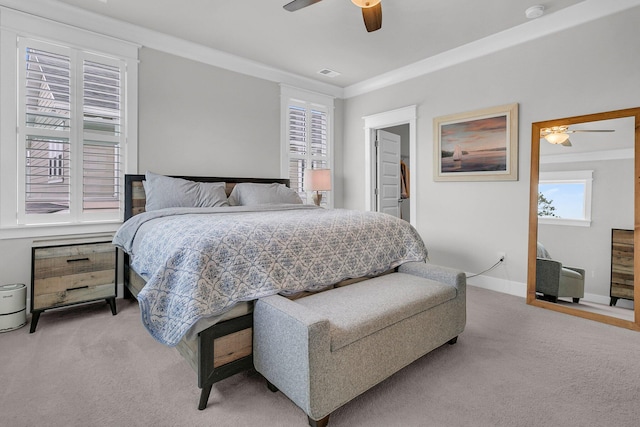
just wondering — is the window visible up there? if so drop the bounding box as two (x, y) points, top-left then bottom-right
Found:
(538, 170), (593, 227)
(281, 85), (334, 206)
(21, 41), (122, 221)
(0, 9), (138, 236)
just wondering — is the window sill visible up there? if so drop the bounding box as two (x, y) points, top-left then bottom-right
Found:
(538, 217), (591, 227)
(0, 221), (121, 241)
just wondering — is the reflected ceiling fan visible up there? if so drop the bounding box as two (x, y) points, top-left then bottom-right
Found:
(284, 0), (383, 32)
(540, 125), (614, 147)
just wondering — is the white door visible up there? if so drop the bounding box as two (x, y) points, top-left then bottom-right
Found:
(376, 130), (401, 218)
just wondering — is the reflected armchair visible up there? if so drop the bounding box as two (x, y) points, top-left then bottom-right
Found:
(536, 242), (585, 303)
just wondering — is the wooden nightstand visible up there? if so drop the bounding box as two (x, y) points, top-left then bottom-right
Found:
(30, 241), (117, 333)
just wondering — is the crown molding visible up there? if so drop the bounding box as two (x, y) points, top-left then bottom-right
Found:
(0, 0), (344, 98)
(343, 0), (640, 98)
(3, 0), (639, 100)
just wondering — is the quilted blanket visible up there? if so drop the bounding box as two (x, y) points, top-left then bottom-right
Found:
(113, 205), (428, 346)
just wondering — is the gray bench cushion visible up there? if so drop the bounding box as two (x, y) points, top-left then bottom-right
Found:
(295, 272), (457, 351)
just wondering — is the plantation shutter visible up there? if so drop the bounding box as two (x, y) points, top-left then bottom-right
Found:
(82, 59), (122, 212)
(287, 104), (329, 203)
(24, 47), (71, 215)
(288, 105), (307, 198)
(19, 38), (124, 222)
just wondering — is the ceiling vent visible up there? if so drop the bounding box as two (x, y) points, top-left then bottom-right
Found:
(317, 68), (341, 78)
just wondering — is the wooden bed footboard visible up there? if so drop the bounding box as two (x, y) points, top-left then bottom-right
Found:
(124, 258), (255, 409)
(122, 174), (289, 409)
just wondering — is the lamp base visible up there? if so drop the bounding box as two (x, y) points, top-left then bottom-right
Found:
(312, 191), (322, 206)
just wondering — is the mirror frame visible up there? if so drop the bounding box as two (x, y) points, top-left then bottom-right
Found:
(527, 107), (640, 331)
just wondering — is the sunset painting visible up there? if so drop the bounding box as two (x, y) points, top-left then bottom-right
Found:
(434, 104), (518, 181)
(440, 115), (507, 173)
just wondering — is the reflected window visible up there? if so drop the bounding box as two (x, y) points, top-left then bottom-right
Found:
(538, 170), (593, 226)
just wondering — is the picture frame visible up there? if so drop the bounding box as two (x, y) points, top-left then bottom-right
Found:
(433, 103), (518, 181)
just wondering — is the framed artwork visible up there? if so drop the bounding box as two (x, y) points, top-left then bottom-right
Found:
(433, 103), (518, 181)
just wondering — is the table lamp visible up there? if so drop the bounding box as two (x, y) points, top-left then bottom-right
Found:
(304, 168), (331, 206)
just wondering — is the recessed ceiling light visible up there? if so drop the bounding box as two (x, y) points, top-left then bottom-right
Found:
(317, 68), (340, 78)
(525, 5), (545, 19)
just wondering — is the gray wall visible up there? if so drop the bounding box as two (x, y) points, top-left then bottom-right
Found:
(138, 47), (281, 177)
(341, 7), (640, 290)
(137, 47), (345, 202)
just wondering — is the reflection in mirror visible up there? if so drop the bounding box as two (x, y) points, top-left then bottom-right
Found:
(528, 108), (640, 331)
(539, 117), (633, 320)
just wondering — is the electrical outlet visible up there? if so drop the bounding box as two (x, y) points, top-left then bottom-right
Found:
(497, 252), (506, 263)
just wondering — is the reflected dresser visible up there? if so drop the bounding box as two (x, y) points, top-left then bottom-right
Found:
(610, 228), (634, 306)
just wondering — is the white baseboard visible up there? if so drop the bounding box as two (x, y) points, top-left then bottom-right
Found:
(584, 292), (610, 306)
(466, 275), (527, 298)
(467, 275), (626, 308)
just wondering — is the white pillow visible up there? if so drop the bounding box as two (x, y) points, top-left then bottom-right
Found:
(144, 171), (229, 211)
(536, 242), (552, 259)
(228, 182), (302, 206)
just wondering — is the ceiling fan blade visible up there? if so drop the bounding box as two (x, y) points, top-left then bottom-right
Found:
(567, 129), (615, 133)
(362, 3), (382, 32)
(561, 139), (572, 147)
(283, 0), (323, 12)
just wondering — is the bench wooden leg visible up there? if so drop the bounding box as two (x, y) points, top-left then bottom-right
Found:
(308, 414), (330, 427)
(448, 336), (458, 345)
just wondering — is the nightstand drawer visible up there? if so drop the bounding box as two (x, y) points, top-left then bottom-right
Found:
(33, 282), (115, 310)
(31, 242), (116, 311)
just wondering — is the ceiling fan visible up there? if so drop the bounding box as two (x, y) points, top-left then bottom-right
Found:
(284, 0), (383, 32)
(540, 125), (614, 147)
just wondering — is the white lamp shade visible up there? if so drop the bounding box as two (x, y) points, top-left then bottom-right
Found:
(351, 0), (381, 7)
(304, 169), (331, 191)
(544, 132), (570, 144)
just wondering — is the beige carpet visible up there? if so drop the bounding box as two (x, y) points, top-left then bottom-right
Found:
(1, 286), (639, 427)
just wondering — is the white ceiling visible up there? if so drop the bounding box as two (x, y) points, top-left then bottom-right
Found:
(49, 0), (588, 88)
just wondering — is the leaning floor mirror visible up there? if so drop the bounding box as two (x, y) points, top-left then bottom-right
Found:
(527, 107), (640, 331)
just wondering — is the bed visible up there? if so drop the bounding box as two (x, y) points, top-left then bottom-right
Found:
(114, 172), (428, 410)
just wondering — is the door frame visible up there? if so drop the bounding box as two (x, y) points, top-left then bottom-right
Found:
(363, 105), (417, 227)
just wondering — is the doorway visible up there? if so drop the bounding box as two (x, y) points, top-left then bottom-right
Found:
(362, 105), (417, 227)
(377, 126), (410, 221)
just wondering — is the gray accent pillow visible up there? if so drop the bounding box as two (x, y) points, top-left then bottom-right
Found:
(228, 182), (302, 206)
(144, 171), (229, 211)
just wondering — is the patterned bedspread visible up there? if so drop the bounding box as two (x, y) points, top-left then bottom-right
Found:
(113, 205), (428, 346)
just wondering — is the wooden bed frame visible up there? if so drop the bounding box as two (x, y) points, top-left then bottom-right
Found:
(122, 174), (290, 410)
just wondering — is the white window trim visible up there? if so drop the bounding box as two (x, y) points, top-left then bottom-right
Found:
(538, 170), (593, 227)
(0, 7), (139, 239)
(280, 84), (334, 207)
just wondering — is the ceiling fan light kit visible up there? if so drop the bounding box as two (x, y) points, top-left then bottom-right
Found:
(544, 132), (570, 145)
(541, 125), (615, 146)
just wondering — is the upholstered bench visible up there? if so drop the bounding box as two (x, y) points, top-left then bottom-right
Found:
(253, 261), (466, 427)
